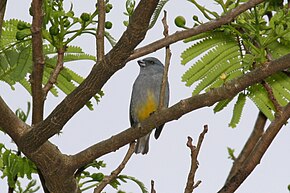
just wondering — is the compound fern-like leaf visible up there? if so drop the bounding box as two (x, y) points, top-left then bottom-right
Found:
(229, 93), (246, 128)
(248, 84), (275, 121)
(214, 98), (234, 113)
(148, 0), (169, 29)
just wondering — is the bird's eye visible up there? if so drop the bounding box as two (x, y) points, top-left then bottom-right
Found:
(149, 61), (154, 64)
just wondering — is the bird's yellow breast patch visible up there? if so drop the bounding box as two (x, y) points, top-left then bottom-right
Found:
(137, 90), (157, 121)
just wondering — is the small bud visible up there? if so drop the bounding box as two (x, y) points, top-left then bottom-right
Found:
(175, 16), (186, 28)
(17, 21), (30, 30)
(80, 12), (91, 22)
(105, 21), (113, 29)
(49, 26), (60, 36)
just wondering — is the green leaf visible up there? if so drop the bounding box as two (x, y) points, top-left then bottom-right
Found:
(182, 39), (239, 88)
(192, 55), (239, 95)
(110, 179), (121, 189)
(248, 84), (275, 121)
(3, 149), (11, 167)
(214, 98), (234, 113)
(148, 0), (169, 29)
(105, 31), (117, 47)
(227, 147), (236, 160)
(229, 93), (246, 128)
(117, 175), (148, 193)
(181, 32), (234, 65)
(91, 172), (104, 181)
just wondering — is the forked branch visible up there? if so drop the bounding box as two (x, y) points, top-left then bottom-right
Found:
(184, 125), (208, 193)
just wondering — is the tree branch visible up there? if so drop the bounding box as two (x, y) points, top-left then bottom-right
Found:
(262, 81), (282, 113)
(127, 0), (265, 61)
(93, 143), (135, 193)
(225, 111), (266, 182)
(184, 125), (208, 193)
(218, 103), (290, 193)
(151, 180), (157, 193)
(31, 0), (45, 124)
(96, 0), (105, 62)
(158, 10), (171, 110)
(68, 53), (290, 170)
(0, 97), (27, 141)
(43, 47), (65, 97)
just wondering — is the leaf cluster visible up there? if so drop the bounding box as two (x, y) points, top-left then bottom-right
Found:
(181, 0), (290, 127)
(0, 18), (104, 110)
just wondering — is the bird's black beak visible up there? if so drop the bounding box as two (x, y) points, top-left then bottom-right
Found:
(137, 60), (146, 67)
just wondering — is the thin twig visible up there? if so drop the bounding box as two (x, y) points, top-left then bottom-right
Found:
(225, 111), (266, 182)
(184, 125), (208, 193)
(93, 143), (135, 193)
(151, 180), (157, 193)
(43, 47), (65, 97)
(31, 0), (45, 124)
(159, 10), (171, 110)
(96, 0), (105, 62)
(262, 81), (282, 113)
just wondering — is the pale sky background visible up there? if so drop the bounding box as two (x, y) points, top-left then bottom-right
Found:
(1, 0), (290, 193)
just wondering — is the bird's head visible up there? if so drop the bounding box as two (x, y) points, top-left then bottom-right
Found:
(137, 57), (164, 74)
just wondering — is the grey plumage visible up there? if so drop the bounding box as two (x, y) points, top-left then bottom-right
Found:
(129, 57), (169, 154)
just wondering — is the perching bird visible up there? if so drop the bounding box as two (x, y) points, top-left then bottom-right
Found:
(129, 57), (169, 154)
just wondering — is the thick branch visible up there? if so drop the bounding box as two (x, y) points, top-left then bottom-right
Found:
(0, 97), (28, 141)
(31, 0), (45, 124)
(218, 103), (290, 193)
(19, 0), (159, 154)
(225, 111), (266, 182)
(93, 143), (135, 193)
(96, 0), (105, 62)
(128, 0), (265, 61)
(69, 54), (290, 170)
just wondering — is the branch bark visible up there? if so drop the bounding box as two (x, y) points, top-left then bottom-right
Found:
(43, 47), (65, 97)
(184, 125), (208, 193)
(96, 0), (105, 62)
(159, 10), (171, 110)
(218, 103), (290, 193)
(69, 54), (290, 170)
(31, 0), (45, 124)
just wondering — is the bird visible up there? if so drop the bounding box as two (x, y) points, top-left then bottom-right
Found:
(129, 57), (169, 154)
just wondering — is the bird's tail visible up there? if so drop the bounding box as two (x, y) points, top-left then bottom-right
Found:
(135, 133), (151, 154)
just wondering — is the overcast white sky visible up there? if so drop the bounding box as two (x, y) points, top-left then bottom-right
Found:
(1, 0), (290, 193)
